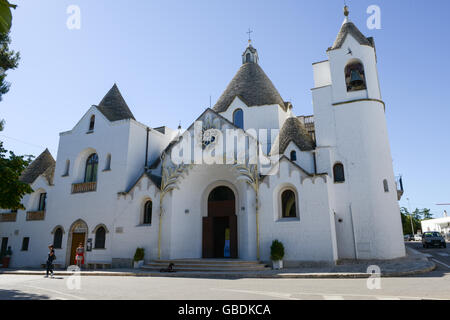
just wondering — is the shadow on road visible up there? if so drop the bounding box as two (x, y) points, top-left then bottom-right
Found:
(0, 289), (51, 300)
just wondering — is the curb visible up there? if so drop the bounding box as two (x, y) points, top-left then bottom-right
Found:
(0, 261), (436, 279)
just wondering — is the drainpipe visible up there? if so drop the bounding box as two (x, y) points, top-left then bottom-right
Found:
(313, 151), (317, 174)
(144, 127), (150, 170)
(349, 203), (358, 260)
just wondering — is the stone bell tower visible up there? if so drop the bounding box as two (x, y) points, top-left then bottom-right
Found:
(312, 6), (405, 259)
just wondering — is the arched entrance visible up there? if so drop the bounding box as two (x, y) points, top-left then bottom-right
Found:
(202, 186), (238, 258)
(66, 219), (88, 266)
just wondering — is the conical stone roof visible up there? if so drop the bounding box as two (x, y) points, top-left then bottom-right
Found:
(213, 62), (286, 113)
(19, 148), (55, 184)
(96, 84), (135, 122)
(329, 21), (374, 51)
(271, 116), (315, 155)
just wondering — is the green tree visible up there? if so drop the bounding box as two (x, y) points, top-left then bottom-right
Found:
(400, 207), (433, 234)
(400, 207), (421, 235)
(0, 31), (19, 101)
(0, 0), (17, 34)
(0, 2), (27, 210)
(421, 208), (433, 220)
(0, 123), (33, 210)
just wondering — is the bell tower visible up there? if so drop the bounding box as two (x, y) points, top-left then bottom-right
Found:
(311, 6), (405, 260)
(242, 29), (259, 64)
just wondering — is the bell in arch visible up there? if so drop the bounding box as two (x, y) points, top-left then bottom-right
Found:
(349, 69), (364, 88)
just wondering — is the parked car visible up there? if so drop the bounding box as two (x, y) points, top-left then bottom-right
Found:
(404, 234), (413, 241)
(422, 231), (446, 248)
(414, 234), (422, 241)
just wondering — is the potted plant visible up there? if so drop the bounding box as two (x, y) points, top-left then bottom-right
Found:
(1, 246), (12, 268)
(133, 247), (145, 269)
(270, 240), (284, 270)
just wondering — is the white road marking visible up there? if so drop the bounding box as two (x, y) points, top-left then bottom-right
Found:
(431, 258), (450, 269)
(424, 254), (433, 257)
(437, 253), (449, 257)
(323, 295), (344, 300)
(211, 288), (299, 300)
(23, 285), (85, 300)
(211, 288), (441, 300)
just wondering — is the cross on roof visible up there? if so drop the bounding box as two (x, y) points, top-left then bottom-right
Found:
(246, 28), (253, 42)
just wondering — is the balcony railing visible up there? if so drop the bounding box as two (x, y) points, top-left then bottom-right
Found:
(72, 181), (97, 194)
(26, 210), (45, 221)
(0, 212), (17, 222)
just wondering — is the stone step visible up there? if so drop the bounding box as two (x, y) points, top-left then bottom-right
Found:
(145, 263), (268, 270)
(146, 262), (267, 269)
(142, 266), (270, 272)
(143, 259), (270, 272)
(153, 259), (263, 266)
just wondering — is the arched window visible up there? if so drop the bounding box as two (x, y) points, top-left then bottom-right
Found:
(281, 189), (297, 218)
(89, 115), (95, 131)
(63, 159), (70, 176)
(38, 192), (47, 211)
(246, 52), (251, 63)
(233, 109), (244, 129)
(333, 163), (345, 183)
(290, 150), (297, 161)
(383, 179), (389, 192)
(53, 228), (63, 249)
(104, 154), (111, 171)
(345, 60), (367, 92)
(143, 200), (152, 225)
(94, 227), (106, 249)
(84, 153), (98, 182)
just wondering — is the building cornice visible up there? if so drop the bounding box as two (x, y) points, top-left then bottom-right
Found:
(332, 98), (385, 111)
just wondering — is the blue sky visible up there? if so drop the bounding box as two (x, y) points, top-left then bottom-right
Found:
(1, 0), (449, 218)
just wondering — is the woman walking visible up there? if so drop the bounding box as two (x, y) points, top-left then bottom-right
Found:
(45, 245), (56, 278)
(75, 242), (84, 269)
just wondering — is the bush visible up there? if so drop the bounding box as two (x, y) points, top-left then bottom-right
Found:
(270, 240), (284, 261)
(133, 248), (145, 262)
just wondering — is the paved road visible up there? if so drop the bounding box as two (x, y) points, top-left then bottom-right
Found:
(0, 243), (448, 300)
(406, 241), (450, 268)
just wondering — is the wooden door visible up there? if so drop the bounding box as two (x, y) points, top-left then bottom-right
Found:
(70, 233), (85, 265)
(208, 200), (235, 217)
(229, 215), (238, 258)
(202, 217), (213, 258)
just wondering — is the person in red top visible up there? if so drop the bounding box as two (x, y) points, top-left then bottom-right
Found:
(75, 243), (84, 268)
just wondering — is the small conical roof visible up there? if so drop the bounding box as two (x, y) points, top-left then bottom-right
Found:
(96, 84), (135, 122)
(213, 62), (286, 113)
(19, 148), (55, 184)
(329, 21), (374, 50)
(270, 116), (315, 155)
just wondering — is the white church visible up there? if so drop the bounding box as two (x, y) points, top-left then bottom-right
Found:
(0, 7), (406, 268)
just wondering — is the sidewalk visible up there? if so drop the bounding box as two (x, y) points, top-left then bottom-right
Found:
(0, 247), (435, 279)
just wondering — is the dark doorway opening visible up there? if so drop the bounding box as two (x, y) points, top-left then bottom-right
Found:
(203, 186), (237, 258)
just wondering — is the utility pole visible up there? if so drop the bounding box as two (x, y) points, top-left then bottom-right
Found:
(407, 198), (415, 235)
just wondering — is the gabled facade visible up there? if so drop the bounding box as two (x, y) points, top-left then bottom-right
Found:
(0, 7), (405, 268)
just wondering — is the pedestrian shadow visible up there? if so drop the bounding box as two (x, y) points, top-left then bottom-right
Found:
(0, 288), (51, 300)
